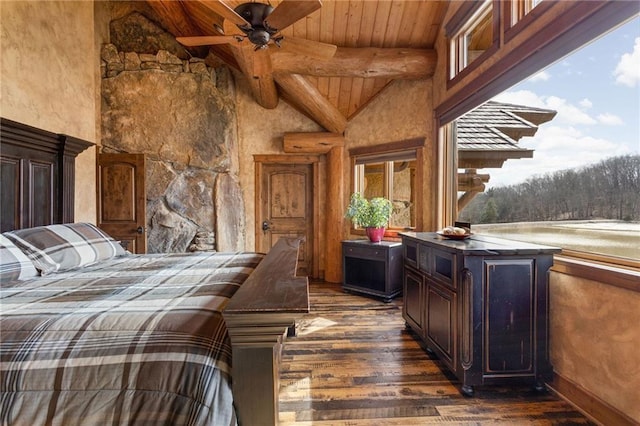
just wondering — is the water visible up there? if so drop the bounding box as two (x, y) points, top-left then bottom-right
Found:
(471, 220), (640, 260)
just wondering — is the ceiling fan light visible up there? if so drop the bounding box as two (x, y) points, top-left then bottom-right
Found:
(248, 29), (270, 46)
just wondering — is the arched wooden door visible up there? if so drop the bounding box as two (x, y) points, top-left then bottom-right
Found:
(255, 157), (316, 277)
(97, 153), (146, 253)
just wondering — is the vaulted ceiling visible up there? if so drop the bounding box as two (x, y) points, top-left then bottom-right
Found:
(146, 0), (448, 133)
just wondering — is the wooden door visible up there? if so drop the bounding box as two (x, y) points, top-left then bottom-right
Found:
(256, 162), (313, 276)
(97, 153), (146, 253)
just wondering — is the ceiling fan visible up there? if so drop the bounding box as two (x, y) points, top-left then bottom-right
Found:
(176, 0), (336, 58)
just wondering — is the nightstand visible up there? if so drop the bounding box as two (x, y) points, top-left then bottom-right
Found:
(342, 240), (403, 302)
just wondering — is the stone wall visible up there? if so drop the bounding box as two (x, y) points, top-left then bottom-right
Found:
(100, 12), (243, 253)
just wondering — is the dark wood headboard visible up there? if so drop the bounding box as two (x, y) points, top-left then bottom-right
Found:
(0, 118), (92, 232)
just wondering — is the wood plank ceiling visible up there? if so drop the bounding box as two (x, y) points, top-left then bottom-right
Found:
(146, 0), (448, 133)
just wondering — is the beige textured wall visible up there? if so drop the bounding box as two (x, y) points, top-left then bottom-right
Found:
(235, 76), (433, 252)
(549, 272), (640, 422)
(235, 71), (323, 251)
(346, 79), (434, 231)
(1, 1), (98, 222)
(347, 79), (432, 149)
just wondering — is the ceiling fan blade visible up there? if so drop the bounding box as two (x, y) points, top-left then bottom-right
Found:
(251, 46), (273, 77)
(200, 0), (251, 28)
(264, 0), (322, 32)
(177, 35), (239, 46)
(280, 36), (337, 59)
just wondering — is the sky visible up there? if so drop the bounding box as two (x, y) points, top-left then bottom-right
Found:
(482, 16), (640, 189)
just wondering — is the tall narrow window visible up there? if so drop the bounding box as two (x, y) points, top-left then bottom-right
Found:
(511, 0), (543, 26)
(450, 0), (493, 78)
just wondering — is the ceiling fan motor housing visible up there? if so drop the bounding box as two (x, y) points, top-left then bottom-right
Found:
(234, 3), (276, 47)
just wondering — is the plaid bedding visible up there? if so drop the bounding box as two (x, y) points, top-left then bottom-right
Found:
(3, 223), (127, 275)
(0, 251), (264, 426)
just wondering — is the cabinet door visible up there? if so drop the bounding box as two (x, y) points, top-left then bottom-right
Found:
(426, 282), (456, 368)
(484, 259), (534, 374)
(403, 268), (424, 334)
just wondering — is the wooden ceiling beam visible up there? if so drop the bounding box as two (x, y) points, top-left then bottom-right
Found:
(458, 170), (490, 190)
(223, 18), (279, 110)
(271, 47), (436, 79)
(283, 132), (344, 154)
(146, 0), (202, 37)
(230, 43), (279, 109)
(275, 74), (347, 134)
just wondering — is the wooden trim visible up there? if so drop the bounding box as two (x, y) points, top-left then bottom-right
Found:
(560, 249), (640, 270)
(446, 43), (500, 90)
(348, 137), (425, 157)
(313, 160), (321, 279)
(283, 132), (344, 154)
(549, 372), (638, 426)
(504, 0), (555, 43)
(551, 255), (640, 294)
(254, 154), (320, 164)
(445, 1), (487, 37)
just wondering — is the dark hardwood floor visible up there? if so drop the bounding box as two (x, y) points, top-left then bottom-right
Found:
(279, 281), (594, 425)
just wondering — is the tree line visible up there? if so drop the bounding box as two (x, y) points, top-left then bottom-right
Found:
(459, 154), (640, 224)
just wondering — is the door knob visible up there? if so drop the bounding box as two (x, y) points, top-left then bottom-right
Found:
(136, 226), (144, 234)
(262, 220), (270, 231)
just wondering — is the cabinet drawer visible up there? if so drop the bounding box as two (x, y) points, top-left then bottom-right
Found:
(432, 249), (457, 289)
(403, 239), (418, 268)
(343, 244), (386, 260)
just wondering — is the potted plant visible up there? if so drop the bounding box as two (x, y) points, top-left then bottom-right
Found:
(345, 192), (393, 242)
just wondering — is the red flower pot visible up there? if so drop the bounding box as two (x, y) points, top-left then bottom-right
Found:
(366, 227), (385, 243)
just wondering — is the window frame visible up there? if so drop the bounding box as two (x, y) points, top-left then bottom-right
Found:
(447, 0), (500, 83)
(349, 138), (426, 235)
(437, 1), (639, 270)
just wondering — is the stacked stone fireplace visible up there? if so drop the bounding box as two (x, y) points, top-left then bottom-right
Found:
(100, 12), (244, 253)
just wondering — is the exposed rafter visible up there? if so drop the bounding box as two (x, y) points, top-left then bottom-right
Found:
(145, 0), (441, 132)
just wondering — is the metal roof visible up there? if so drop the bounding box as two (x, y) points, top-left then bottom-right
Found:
(457, 100), (556, 169)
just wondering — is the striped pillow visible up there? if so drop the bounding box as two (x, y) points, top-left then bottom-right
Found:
(3, 223), (127, 275)
(0, 234), (39, 281)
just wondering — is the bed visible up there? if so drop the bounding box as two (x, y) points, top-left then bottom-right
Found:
(0, 118), (309, 426)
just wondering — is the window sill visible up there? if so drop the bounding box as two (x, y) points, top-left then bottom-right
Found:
(551, 254), (640, 294)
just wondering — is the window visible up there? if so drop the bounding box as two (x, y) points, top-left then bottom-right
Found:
(353, 150), (418, 230)
(511, 0), (543, 26)
(449, 0), (493, 79)
(454, 18), (640, 265)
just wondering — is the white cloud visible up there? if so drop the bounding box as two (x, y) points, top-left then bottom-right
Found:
(597, 113), (623, 125)
(614, 37), (640, 87)
(545, 96), (596, 125)
(528, 70), (551, 82)
(493, 91), (596, 125)
(493, 90), (546, 108)
(579, 98), (593, 108)
(484, 126), (632, 188)
(485, 91), (633, 188)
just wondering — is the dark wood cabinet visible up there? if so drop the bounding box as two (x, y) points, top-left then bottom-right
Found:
(401, 232), (560, 396)
(342, 240), (403, 302)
